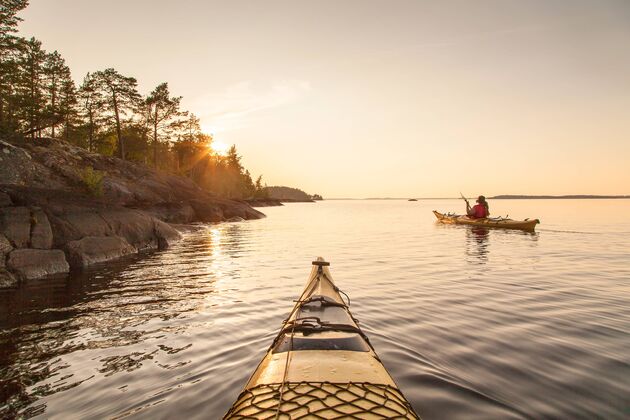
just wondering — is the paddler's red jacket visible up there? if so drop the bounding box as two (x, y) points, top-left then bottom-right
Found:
(470, 204), (489, 219)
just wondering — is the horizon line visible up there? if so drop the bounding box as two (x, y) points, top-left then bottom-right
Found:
(322, 194), (630, 200)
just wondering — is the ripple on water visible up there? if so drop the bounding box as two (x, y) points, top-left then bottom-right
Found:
(1, 199), (630, 419)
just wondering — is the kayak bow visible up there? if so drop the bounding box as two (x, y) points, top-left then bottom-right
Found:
(433, 210), (540, 232)
(224, 258), (420, 419)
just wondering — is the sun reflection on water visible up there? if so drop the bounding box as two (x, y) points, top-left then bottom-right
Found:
(2, 200), (629, 419)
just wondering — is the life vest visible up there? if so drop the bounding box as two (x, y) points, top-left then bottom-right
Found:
(471, 204), (488, 219)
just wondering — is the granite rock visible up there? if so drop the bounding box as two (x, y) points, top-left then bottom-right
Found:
(7, 249), (69, 280)
(65, 236), (136, 268)
(0, 207), (31, 248)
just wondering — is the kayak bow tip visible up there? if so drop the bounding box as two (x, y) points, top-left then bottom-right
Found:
(312, 258), (330, 267)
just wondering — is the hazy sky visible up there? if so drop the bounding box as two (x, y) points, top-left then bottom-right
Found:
(18, 0), (630, 197)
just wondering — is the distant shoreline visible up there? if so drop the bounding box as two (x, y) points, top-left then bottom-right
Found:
(325, 195), (630, 200)
(490, 195), (630, 200)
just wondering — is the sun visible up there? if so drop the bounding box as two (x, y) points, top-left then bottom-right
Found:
(210, 141), (230, 156)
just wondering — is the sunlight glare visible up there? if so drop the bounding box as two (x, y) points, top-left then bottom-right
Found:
(212, 141), (230, 156)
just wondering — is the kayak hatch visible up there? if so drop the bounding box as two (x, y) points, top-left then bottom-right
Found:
(224, 258), (420, 419)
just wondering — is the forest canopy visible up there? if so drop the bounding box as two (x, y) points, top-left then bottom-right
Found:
(0, 1), (268, 200)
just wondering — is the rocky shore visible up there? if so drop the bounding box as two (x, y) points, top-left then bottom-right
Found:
(245, 198), (283, 207)
(0, 137), (265, 288)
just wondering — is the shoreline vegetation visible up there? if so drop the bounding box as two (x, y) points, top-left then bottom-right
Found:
(245, 186), (323, 207)
(0, 2), (321, 288)
(1, 1), (271, 201)
(0, 137), (266, 288)
(264, 186), (320, 203)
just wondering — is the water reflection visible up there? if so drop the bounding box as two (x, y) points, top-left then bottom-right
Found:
(434, 222), (491, 264)
(435, 222), (540, 266)
(0, 227), (240, 418)
(1, 201), (629, 419)
(465, 226), (490, 264)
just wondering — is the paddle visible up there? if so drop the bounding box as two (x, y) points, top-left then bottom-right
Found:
(459, 192), (469, 206)
(460, 192), (473, 217)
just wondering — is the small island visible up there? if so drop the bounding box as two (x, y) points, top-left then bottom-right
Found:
(264, 186), (322, 203)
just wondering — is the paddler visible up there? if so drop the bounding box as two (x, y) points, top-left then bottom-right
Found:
(466, 195), (490, 219)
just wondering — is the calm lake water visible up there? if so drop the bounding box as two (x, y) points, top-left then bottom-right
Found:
(1, 199), (630, 419)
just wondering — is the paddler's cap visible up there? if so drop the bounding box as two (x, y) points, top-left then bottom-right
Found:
(477, 195), (486, 203)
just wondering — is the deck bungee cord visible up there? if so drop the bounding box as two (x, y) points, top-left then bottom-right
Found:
(224, 258), (419, 419)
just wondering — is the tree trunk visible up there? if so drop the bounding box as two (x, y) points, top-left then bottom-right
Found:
(112, 91), (124, 160)
(88, 112), (94, 152)
(51, 74), (56, 138)
(0, 90), (4, 126)
(30, 87), (35, 139)
(29, 60), (37, 140)
(153, 107), (158, 168)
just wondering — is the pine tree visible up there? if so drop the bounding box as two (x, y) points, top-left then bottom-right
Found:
(145, 82), (184, 168)
(0, 1), (28, 135)
(43, 50), (72, 137)
(78, 72), (105, 151)
(242, 169), (255, 198)
(58, 72), (78, 141)
(224, 145), (249, 198)
(1, 1), (267, 200)
(0, 1), (29, 40)
(254, 175), (267, 198)
(226, 145), (241, 169)
(93, 68), (141, 159)
(172, 114), (212, 176)
(180, 113), (202, 142)
(0, 37), (22, 135)
(19, 37), (47, 138)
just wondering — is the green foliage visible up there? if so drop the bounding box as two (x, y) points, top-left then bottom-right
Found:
(1, 21), (78, 139)
(266, 186), (313, 201)
(92, 68), (141, 159)
(63, 124), (89, 149)
(43, 50), (73, 138)
(145, 82), (185, 167)
(1, 1), (272, 202)
(121, 123), (149, 164)
(188, 145), (266, 200)
(254, 176), (269, 199)
(172, 130), (210, 178)
(0, 1), (29, 37)
(97, 134), (117, 156)
(77, 72), (105, 151)
(79, 166), (105, 197)
(1, 1), (30, 136)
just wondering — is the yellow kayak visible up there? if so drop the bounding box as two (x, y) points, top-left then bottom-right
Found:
(224, 258), (420, 419)
(433, 210), (540, 232)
